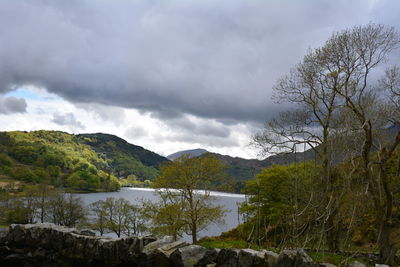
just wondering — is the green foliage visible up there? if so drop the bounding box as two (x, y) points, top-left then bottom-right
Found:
(0, 152), (12, 167)
(198, 238), (263, 250)
(241, 162), (320, 247)
(5, 199), (31, 224)
(67, 170), (100, 191)
(307, 252), (369, 266)
(154, 155), (228, 243)
(77, 133), (167, 181)
(0, 130), (169, 192)
(10, 167), (39, 183)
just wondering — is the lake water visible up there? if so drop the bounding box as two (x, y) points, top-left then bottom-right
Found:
(76, 187), (246, 241)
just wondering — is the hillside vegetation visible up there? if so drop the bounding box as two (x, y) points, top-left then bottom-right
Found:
(0, 131), (169, 192)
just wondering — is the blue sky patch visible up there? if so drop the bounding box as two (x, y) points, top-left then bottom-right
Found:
(6, 88), (42, 100)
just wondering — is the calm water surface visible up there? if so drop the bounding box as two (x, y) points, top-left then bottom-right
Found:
(77, 187), (246, 241)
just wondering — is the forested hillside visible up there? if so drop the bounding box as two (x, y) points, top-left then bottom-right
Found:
(0, 131), (169, 192)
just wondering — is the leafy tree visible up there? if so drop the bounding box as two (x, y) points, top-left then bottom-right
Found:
(154, 155), (227, 244)
(67, 170), (100, 191)
(141, 193), (187, 240)
(5, 199), (31, 224)
(0, 152), (13, 175)
(98, 170), (120, 191)
(47, 193), (87, 227)
(10, 167), (38, 183)
(0, 152), (12, 167)
(11, 145), (40, 164)
(242, 162), (321, 247)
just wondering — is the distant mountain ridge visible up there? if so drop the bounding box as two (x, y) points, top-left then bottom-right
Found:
(168, 148), (315, 185)
(207, 149), (315, 183)
(167, 148), (208, 160)
(0, 131), (170, 192)
(0, 130), (314, 193)
(78, 133), (169, 171)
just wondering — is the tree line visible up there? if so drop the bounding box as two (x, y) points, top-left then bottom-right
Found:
(0, 185), (151, 238)
(246, 23), (400, 265)
(0, 155), (228, 244)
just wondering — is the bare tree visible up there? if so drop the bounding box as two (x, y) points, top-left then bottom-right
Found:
(320, 24), (399, 265)
(102, 197), (144, 237)
(89, 200), (108, 236)
(47, 193), (86, 227)
(254, 28), (344, 251)
(255, 24), (400, 260)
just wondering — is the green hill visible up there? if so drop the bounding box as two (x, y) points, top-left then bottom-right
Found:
(0, 130), (169, 192)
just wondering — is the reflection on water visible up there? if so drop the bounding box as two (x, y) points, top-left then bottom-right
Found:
(76, 187), (246, 241)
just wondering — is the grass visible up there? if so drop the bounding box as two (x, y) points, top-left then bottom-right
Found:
(198, 238), (264, 251)
(198, 237), (374, 266)
(308, 251), (371, 266)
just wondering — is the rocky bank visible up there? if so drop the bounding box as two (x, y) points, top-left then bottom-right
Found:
(0, 223), (368, 267)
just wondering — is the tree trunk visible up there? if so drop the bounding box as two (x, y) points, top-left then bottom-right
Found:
(321, 128), (339, 252)
(377, 148), (398, 266)
(191, 224), (197, 244)
(378, 221), (397, 266)
(326, 214), (339, 252)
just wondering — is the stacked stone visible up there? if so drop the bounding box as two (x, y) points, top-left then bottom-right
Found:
(0, 224), (376, 267)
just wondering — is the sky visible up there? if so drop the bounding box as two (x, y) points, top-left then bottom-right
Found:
(0, 0), (399, 159)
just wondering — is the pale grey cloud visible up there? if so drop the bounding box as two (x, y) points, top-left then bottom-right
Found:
(125, 125), (148, 139)
(75, 103), (126, 126)
(52, 112), (85, 130)
(0, 95), (27, 114)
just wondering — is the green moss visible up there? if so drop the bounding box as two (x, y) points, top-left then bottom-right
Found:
(308, 251), (371, 266)
(198, 238), (265, 251)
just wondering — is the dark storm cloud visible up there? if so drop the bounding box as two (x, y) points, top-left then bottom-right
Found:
(170, 117), (231, 138)
(0, 96), (27, 114)
(52, 112), (85, 130)
(0, 0), (399, 123)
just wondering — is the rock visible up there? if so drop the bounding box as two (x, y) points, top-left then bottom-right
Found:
(0, 223), (331, 267)
(347, 261), (366, 267)
(0, 223), (161, 266)
(217, 248), (240, 267)
(374, 264), (389, 267)
(263, 250), (279, 267)
(142, 235), (174, 254)
(171, 244), (207, 267)
(159, 239), (189, 257)
(320, 263), (337, 267)
(0, 227), (8, 241)
(238, 248), (258, 267)
(144, 238), (188, 267)
(277, 249), (318, 267)
(195, 248), (219, 267)
(75, 229), (96, 236)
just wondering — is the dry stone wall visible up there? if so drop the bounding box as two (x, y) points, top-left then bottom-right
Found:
(0, 223), (360, 267)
